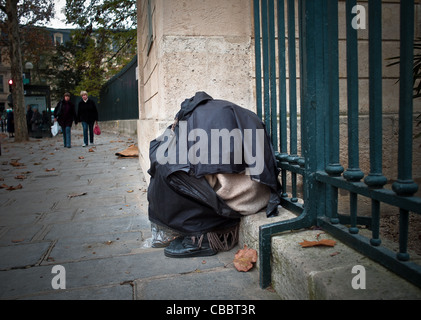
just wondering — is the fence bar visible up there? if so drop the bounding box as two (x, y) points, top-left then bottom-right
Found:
(277, 0), (289, 197)
(287, 0), (298, 163)
(370, 199), (381, 246)
(277, 0), (287, 155)
(287, 0), (298, 202)
(343, 0), (364, 182)
(392, 0), (419, 197)
(261, 0), (271, 130)
(398, 209), (410, 261)
(325, 0), (343, 224)
(364, 0), (387, 188)
(253, 0), (263, 119)
(268, 0), (278, 147)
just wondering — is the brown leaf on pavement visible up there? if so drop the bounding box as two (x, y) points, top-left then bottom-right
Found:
(68, 192), (87, 198)
(299, 239), (336, 248)
(10, 160), (24, 167)
(6, 184), (23, 191)
(233, 245), (258, 272)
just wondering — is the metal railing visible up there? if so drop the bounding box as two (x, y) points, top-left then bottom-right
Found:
(254, 0), (421, 289)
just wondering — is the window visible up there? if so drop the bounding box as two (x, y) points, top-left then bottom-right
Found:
(54, 33), (64, 45)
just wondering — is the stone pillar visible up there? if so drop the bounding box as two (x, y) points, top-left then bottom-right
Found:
(137, 0), (254, 182)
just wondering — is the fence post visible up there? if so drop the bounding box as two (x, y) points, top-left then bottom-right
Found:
(300, 0), (328, 215)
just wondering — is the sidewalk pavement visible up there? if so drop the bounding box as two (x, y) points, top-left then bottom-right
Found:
(0, 128), (280, 300)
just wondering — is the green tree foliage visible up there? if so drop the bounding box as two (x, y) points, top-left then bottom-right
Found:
(62, 0), (137, 97)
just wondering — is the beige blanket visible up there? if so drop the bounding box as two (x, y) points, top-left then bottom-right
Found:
(205, 173), (270, 215)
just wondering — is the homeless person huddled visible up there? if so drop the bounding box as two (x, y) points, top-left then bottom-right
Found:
(147, 92), (282, 258)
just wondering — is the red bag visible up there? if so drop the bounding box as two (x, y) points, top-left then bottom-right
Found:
(94, 122), (101, 135)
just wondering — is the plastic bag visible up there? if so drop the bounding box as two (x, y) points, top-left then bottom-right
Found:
(148, 223), (181, 248)
(51, 121), (59, 136)
(94, 122), (101, 135)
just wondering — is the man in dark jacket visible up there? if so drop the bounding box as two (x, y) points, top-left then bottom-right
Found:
(148, 92), (282, 258)
(77, 91), (98, 147)
(54, 92), (77, 148)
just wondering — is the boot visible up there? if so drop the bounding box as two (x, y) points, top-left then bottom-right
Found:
(164, 234), (217, 258)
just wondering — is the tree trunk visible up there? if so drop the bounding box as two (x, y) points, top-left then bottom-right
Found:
(6, 0), (28, 142)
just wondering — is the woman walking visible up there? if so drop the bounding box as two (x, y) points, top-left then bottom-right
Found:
(77, 91), (98, 147)
(54, 92), (77, 148)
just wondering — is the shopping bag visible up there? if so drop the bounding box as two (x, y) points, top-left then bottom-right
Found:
(51, 121), (59, 136)
(94, 122), (101, 135)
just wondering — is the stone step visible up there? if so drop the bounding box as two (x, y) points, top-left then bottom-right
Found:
(239, 208), (421, 300)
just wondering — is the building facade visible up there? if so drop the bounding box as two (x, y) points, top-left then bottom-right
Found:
(136, 0), (421, 192)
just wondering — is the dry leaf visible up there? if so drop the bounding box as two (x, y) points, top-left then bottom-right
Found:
(299, 239), (336, 248)
(0, 183), (9, 189)
(14, 175), (26, 180)
(10, 161), (24, 167)
(233, 245), (258, 272)
(78, 156), (85, 159)
(68, 192), (87, 198)
(45, 168), (55, 172)
(126, 190), (134, 193)
(115, 145), (139, 158)
(5, 184), (23, 191)
(88, 148), (95, 152)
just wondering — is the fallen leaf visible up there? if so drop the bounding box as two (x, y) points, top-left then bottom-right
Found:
(126, 190), (134, 193)
(299, 239), (336, 248)
(11, 239), (24, 243)
(14, 175), (26, 180)
(68, 192), (87, 198)
(10, 160), (24, 167)
(45, 168), (56, 172)
(78, 156), (85, 159)
(115, 145), (139, 158)
(88, 148), (95, 152)
(233, 244), (258, 272)
(0, 183), (9, 189)
(330, 251), (341, 257)
(6, 184), (23, 191)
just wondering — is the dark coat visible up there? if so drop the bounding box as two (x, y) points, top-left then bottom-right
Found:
(54, 99), (77, 128)
(77, 99), (98, 124)
(147, 92), (282, 235)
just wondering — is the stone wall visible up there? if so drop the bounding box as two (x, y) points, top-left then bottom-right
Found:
(136, 0), (254, 182)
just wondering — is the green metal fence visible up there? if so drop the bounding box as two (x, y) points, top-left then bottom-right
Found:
(98, 55), (139, 121)
(254, 0), (421, 289)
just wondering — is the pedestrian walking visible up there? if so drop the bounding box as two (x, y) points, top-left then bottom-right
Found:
(26, 105), (33, 134)
(54, 92), (77, 148)
(77, 91), (98, 147)
(31, 107), (43, 138)
(6, 109), (14, 138)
